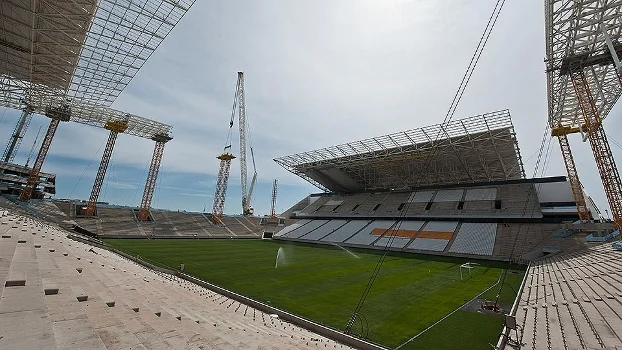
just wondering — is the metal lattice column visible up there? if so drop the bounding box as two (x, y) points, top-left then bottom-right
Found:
(85, 121), (128, 216)
(19, 118), (61, 202)
(556, 134), (591, 221)
(571, 72), (622, 230)
(2, 106), (34, 163)
(236, 72), (250, 214)
(212, 153), (235, 224)
(137, 134), (171, 221)
(270, 179), (278, 218)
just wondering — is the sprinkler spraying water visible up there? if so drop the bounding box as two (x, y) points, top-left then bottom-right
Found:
(331, 243), (360, 259)
(275, 247), (286, 268)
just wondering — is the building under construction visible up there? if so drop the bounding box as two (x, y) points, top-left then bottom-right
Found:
(0, 162), (55, 198)
(0, 0), (195, 220)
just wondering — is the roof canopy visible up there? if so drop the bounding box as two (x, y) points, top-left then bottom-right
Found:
(545, 0), (622, 128)
(0, 0), (194, 140)
(1, 77), (172, 139)
(275, 110), (525, 193)
(1, 0), (195, 106)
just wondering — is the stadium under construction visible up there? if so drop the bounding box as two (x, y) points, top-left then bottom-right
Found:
(1, 0), (622, 349)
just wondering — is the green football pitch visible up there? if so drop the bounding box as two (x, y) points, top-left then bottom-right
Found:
(104, 238), (523, 349)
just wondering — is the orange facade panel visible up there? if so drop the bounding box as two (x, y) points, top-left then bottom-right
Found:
(416, 231), (454, 240)
(370, 228), (419, 238)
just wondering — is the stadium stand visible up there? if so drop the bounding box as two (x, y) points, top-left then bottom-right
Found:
(275, 219), (311, 237)
(372, 221), (425, 248)
(403, 221), (457, 252)
(0, 208), (356, 349)
(291, 181), (550, 220)
(220, 216), (258, 236)
(320, 220), (372, 243)
(433, 189), (464, 202)
(334, 193), (370, 213)
(356, 193), (390, 214)
(299, 219), (348, 241)
(282, 219), (329, 239)
(345, 220), (395, 245)
(302, 196), (332, 213)
(48, 200), (266, 238)
(407, 237), (450, 252)
(464, 187), (497, 201)
(409, 191), (435, 203)
(449, 223), (498, 256)
(499, 243), (622, 349)
(280, 196), (311, 218)
(375, 192), (411, 214)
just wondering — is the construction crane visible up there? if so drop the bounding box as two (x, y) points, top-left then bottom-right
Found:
(545, 3), (622, 231)
(247, 147), (258, 214)
(270, 179), (278, 218)
(236, 72), (257, 216)
(211, 72), (258, 222)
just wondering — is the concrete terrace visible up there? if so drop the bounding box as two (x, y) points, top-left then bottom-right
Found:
(0, 208), (353, 349)
(507, 243), (622, 349)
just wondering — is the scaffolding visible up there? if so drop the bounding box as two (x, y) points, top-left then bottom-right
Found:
(275, 110), (524, 193)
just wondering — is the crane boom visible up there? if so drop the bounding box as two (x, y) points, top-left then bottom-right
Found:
(247, 147), (258, 208)
(237, 72), (251, 215)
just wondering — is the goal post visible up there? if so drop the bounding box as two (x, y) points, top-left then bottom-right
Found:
(460, 262), (479, 281)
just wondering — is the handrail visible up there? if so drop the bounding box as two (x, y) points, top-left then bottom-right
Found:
(494, 261), (531, 349)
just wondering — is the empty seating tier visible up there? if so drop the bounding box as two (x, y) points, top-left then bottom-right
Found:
(345, 220), (395, 245)
(282, 220), (329, 239)
(407, 238), (450, 252)
(449, 223), (498, 256)
(288, 181), (549, 219)
(300, 220), (348, 241)
(275, 219), (311, 237)
(464, 188), (497, 201)
(0, 208), (354, 349)
(508, 244), (622, 349)
(321, 220), (371, 243)
(433, 189), (464, 202)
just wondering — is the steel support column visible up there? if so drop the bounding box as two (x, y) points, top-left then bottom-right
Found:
(137, 134), (171, 221)
(2, 106), (34, 163)
(20, 104), (71, 202)
(212, 153), (235, 224)
(85, 131), (118, 216)
(19, 119), (60, 202)
(556, 134), (591, 221)
(571, 72), (622, 230)
(85, 121), (128, 216)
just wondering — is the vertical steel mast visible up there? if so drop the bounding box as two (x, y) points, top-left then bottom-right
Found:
(237, 72), (251, 215)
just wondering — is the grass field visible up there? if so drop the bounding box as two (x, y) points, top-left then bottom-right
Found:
(104, 238), (523, 349)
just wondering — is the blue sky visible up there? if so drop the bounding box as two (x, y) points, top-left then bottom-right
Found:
(1, 0), (621, 217)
